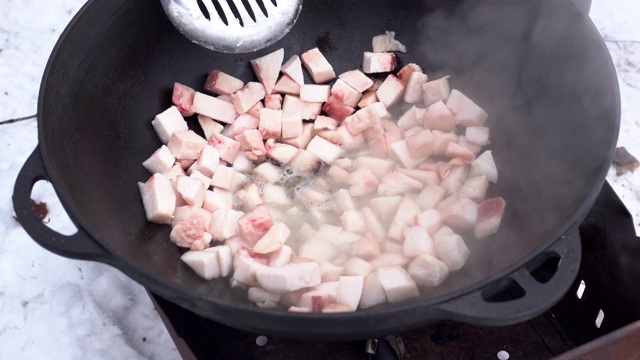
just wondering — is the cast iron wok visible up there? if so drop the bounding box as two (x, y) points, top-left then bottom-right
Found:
(13, 0), (619, 340)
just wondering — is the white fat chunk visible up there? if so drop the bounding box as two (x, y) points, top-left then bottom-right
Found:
(151, 106), (188, 144)
(377, 266), (419, 303)
(407, 254), (450, 287)
(143, 145), (175, 174)
(181, 250), (220, 280)
(337, 276), (365, 311)
(256, 262), (322, 293)
(434, 234), (470, 271)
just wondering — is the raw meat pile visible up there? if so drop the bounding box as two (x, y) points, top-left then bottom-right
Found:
(138, 35), (505, 313)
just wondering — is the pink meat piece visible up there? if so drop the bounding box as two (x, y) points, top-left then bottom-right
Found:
(167, 130), (208, 160)
(415, 208), (443, 235)
(368, 134), (388, 158)
(351, 232), (381, 260)
(398, 106), (425, 130)
(197, 115), (223, 141)
(362, 52), (397, 73)
(230, 82), (267, 114)
(458, 136), (483, 155)
(237, 205), (274, 246)
(282, 95), (322, 120)
(475, 197), (506, 239)
(204, 69), (244, 95)
(138, 173), (176, 224)
(192, 92), (238, 124)
(265, 139), (299, 164)
(423, 76), (451, 107)
(222, 114), (259, 139)
(434, 233), (470, 271)
(358, 91), (378, 108)
(404, 72), (429, 104)
(193, 145), (220, 178)
(442, 198), (478, 229)
(469, 150), (498, 183)
(306, 135), (346, 164)
(203, 188), (234, 212)
(408, 254), (450, 287)
(397, 63), (423, 84)
(337, 124), (366, 150)
(269, 245), (294, 267)
(253, 162), (283, 183)
(344, 104), (379, 135)
(235, 182), (263, 209)
(264, 94), (283, 110)
(253, 221), (291, 254)
(209, 209), (243, 241)
(405, 129), (435, 158)
(246, 101), (264, 119)
(281, 123), (315, 149)
(273, 75), (301, 95)
(348, 167), (379, 197)
(300, 84), (330, 103)
(447, 89), (488, 127)
(176, 159), (196, 171)
(376, 75), (405, 108)
(235, 129), (267, 160)
(440, 164), (470, 194)
(259, 108), (283, 139)
(376, 266), (419, 303)
(390, 140), (428, 169)
(208, 133), (241, 164)
(403, 226), (435, 259)
(431, 130), (459, 156)
(445, 141), (476, 162)
(210, 165), (237, 191)
(151, 106), (188, 144)
(250, 48), (284, 95)
(142, 145), (175, 174)
(170, 217), (211, 250)
(300, 47), (335, 83)
(396, 168), (440, 186)
(281, 55), (304, 86)
(331, 79), (362, 107)
(176, 175), (206, 207)
(377, 171), (423, 196)
(217, 94), (232, 103)
(459, 175), (489, 203)
(415, 185), (446, 210)
(423, 101), (456, 132)
(172, 82), (195, 116)
(279, 111), (302, 139)
(314, 115), (339, 131)
(465, 126), (490, 145)
(339, 69), (373, 93)
(322, 96), (355, 122)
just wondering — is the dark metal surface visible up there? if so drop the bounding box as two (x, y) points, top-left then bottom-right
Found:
(13, 0), (620, 339)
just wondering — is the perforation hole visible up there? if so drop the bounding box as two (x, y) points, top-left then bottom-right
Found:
(576, 280), (586, 299)
(196, 0), (211, 20)
(527, 251), (560, 283)
(595, 309), (605, 328)
(497, 350), (510, 360)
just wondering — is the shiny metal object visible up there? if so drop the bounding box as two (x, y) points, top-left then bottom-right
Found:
(160, 0), (303, 53)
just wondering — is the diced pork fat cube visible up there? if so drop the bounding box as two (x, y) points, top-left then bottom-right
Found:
(279, 111), (303, 139)
(299, 188), (331, 207)
(372, 31), (407, 53)
(217, 94), (232, 103)
(192, 92), (238, 124)
(383, 239), (404, 254)
(388, 197), (422, 241)
(322, 96), (355, 122)
(163, 163), (186, 182)
(434, 234), (470, 271)
(360, 271), (387, 309)
(348, 167), (379, 197)
(314, 115), (339, 131)
(265, 139), (299, 164)
(361, 207), (387, 242)
(344, 104), (379, 135)
(266, 244), (293, 267)
(208, 133), (240, 164)
(403, 226), (436, 259)
(226, 236), (249, 256)
(151, 106), (188, 144)
(171, 217), (211, 250)
(475, 197), (506, 239)
(288, 149), (322, 174)
(222, 114), (259, 138)
(300, 47), (335, 83)
(281, 55), (304, 86)
(203, 188), (234, 212)
(408, 254), (450, 287)
(437, 194), (459, 213)
(469, 150), (498, 183)
(440, 165), (470, 195)
(376, 75), (405, 108)
(370, 196), (403, 227)
(235, 182), (263, 209)
(138, 174), (176, 224)
(339, 69), (374, 93)
(331, 79), (362, 107)
(250, 48), (284, 95)
(233, 248), (269, 286)
(264, 94), (283, 110)
(350, 232), (381, 260)
(391, 140), (428, 169)
(172, 205), (213, 229)
(337, 125), (365, 150)
(377, 171), (423, 196)
(282, 120), (316, 149)
(336, 276), (364, 311)
(459, 175), (489, 203)
(298, 238), (337, 262)
(298, 290), (332, 313)
(209, 165), (235, 191)
(181, 250), (220, 280)
(431, 130), (459, 156)
(334, 188), (356, 213)
(446, 89), (488, 127)
(370, 254), (410, 269)
(404, 72), (429, 103)
(247, 102), (264, 120)
(237, 205), (273, 246)
(236, 129), (267, 161)
(197, 115), (224, 141)
(405, 129), (435, 159)
(273, 75), (301, 95)
(253, 162), (283, 183)
(445, 143), (475, 164)
(300, 84), (330, 103)
(368, 134), (389, 158)
(143, 145), (175, 174)
(211, 241), (238, 274)
(262, 184), (292, 207)
(176, 158), (196, 171)
(282, 94), (322, 120)
(458, 136), (483, 156)
(422, 76), (451, 107)
(465, 126), (490, 145)
(397, 63), (423, 83)
(306, 135), (346, 165)
(253, 221), (290, 254)
(443, 198), (478, 230)
(204, 69), (244, 95)
(320, 261), (344, 282)
(423, 100), (456, 132)
(404, 126), (423, 138)
(176, 175), (206, 207)
(340, 210), (366, 234)
(192, 145), (220, 177)
(362, 52), (397, 74)
(311, 281), (340, 299)
(415, 208), (443, 235)
(256, 261), (322, 293)
(209, 209), (243, 241)
(172, 82), (196, 116)
(232, 151), (254, 173)
(231, 82), (267, 115)
(358, 91), (378, 108)
(248, 287), (281, 308)
(398, 106), (425, 129)
(342, 257), (374, 278)
(189, 170), (212, 189)
(377, 266), (419, 303)
(396, 168), (440, 186)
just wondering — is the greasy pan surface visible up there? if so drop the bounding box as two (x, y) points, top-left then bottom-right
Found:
(37, 0), (618, 339)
